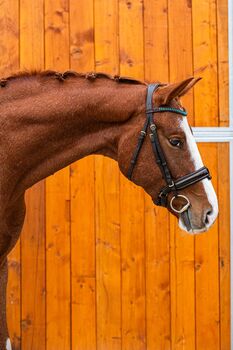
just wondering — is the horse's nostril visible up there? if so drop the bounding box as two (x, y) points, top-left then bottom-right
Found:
(205, 209), (213, 225)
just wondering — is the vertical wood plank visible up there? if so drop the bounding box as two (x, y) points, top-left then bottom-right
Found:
(70, 2), (96, 349)
(0, 1), (21, 349)
(218, 143), (230, 350)
(21, 185), (46, 350)
(195, 143), (220, 350)
(45, 1), (71, 349)
(20, 1), (46, 349)
(217, 0), (229, 126)
(144, 2), (171, 349)
(192, 0), (218, 126)
(144, 0), (169, 82)
(168, 1), (195, 349)
(168, 0), (194, 123)
(169, 223), (195, 350)
(94, 1), (121, 350)
(119, 1), (146, 349)
(70, 158), (96, 350)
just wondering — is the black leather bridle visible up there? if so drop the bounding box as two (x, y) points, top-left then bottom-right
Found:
(127, 83), (211, 216)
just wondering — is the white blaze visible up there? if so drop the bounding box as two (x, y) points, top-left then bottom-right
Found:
(179, 118), (218, 232)
(6, 338), (12, 350)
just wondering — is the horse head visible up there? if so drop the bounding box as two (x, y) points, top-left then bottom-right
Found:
(118, 77), (218, 234)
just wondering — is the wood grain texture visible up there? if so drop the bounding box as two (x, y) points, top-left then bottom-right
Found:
(217, 0), (229, 126)
(218, 143), (230, 350)
(168, 0), (194, 124)
(70, 1), (96, 349)
(195, 143), (220, 350)
(45, 1), (71, 349)
(144, 0), (169, 82)
(192, 0), (218, 126)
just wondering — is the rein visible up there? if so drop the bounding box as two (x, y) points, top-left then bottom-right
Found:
(127, 83), (211, 218)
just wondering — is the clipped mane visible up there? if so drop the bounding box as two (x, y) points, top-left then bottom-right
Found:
(0, 70), (147, 87)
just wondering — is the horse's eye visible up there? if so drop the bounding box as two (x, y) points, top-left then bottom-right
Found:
(169, 138), (183, 148)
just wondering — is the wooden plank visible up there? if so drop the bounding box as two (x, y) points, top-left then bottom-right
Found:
(70, 158), (96, 350)
(0, 1), (21, 348)
(119, 0), (144, 77)
(95, 155), (121, 350)
(195, 143), (220, 350)
(20, 1), (46, 349)
(20, 0), (45, 71)
(192, 0), (218, 126)
(168, 1), (195, 349)
(169, 219), (195, 350)
(94, 1), (121, 350)
(69, 2), (96, 349)
(145, 202), (171, 350)
(0, 0), (19, 76)
(144, 3), (171, 349)
(44, 1), (71, 349)
(144, 0), (169, 82)
(217, 0), (229, 126)
(119, 2), (146, 349)
(218, 143), (230, 350)
(21, 185), (46, 350)
(168, 0), (194, 123)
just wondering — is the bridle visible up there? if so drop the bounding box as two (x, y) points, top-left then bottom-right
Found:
(127, 83), (211, 219)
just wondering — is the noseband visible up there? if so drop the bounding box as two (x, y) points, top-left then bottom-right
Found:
(127, 83), (211, 215)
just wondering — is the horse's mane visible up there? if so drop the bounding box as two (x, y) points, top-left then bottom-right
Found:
(0, 70), (147, 87)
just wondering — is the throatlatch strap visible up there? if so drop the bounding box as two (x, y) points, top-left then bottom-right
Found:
(127, 117), (149, 179)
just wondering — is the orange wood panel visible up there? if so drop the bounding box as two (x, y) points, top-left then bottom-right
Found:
(195, 143), (220, 350)
(45, 1), (71, 349)
(217, 0), (229, 126)
(94, 1), (121, 350)
(144, 0), (169, 82)
(0, 1), (21, 349)
(168, 0), (194, 124)
(218, 143), (230, 350)
(144, 2), (171, 349)
(70, 158), (96, 350)
(21, 185), (46, 350)
(70, 1), (96, 349)
(119, 1), (146, 349)
(192, 0), (218, 126)
(20, 1), (46, 349)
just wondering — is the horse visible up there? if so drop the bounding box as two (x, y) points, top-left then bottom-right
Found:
(0, 70), (218, 350)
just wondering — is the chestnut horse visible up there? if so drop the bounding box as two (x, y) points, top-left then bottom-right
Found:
(0, 71), (218, 350)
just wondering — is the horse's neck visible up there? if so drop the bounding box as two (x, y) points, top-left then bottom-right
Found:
(1, 77), (146, 201)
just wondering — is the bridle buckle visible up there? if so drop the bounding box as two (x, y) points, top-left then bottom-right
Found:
(168, 181), (175, 188)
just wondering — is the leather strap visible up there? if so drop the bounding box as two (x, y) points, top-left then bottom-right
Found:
(155, 166), (211, 206)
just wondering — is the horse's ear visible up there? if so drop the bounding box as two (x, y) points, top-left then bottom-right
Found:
(157, 77), (202, 105)
(178, 77), (202, 97)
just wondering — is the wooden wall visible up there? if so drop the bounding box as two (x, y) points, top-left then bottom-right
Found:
(0, 0), (230, 349)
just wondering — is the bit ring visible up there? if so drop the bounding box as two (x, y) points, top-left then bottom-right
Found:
(170, 194), (190, 214)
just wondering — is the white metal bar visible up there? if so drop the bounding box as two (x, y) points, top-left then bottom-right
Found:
(193, 127), (233, 142)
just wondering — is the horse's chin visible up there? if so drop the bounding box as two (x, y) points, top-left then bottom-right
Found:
(178, 215), (212, 235)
